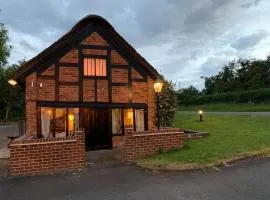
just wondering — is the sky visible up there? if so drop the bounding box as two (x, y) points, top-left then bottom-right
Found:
(1, 0), (270, 89)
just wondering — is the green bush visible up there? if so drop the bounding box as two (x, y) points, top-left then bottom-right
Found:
(196, 88), (270, 104)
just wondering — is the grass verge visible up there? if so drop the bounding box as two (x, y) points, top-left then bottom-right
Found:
(136, 111), (270, 170)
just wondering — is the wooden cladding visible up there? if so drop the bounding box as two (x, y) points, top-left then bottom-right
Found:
(83, 58), (107, 77)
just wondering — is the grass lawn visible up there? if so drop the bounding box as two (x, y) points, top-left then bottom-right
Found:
(138, 111), (270, 169)
(179, 103), (270, 112)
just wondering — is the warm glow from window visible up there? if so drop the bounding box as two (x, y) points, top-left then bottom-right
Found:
(84, 58), (106, 76)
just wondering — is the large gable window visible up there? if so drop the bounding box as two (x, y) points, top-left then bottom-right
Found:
(84, 58), (106, 76)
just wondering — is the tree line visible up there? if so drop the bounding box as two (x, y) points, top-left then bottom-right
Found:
(0, 23), (24, 122)
(178, 56), (270, 105)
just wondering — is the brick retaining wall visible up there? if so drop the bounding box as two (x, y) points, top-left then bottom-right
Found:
(9, 131), (85, 176)
(122, 128), (184, 161)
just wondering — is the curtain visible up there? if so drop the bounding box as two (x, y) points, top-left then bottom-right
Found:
(112, 109), (122, 134)
(41, 108), (52, 138)
(135, 109), (145, 132)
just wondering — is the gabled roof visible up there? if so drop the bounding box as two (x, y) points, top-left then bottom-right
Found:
(14, 15), (159, 82)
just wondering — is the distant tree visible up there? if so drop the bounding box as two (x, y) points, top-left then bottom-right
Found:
(0, 64), (24, 122)
(158, 79), (177, 127)
(203, 56), (270, 94)
(0, 23), (11, 68)
(177, 86), (200, 106)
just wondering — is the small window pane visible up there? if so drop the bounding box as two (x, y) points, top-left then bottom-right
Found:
(68, 108), (79, 135)
(41, 107), (53, 138)
(112, 109), (122, 134)
(135, 109), (145, 131)
(124, 109), (133, 130)
(55, 108), (66, 137)
(84, 58), (106, 77)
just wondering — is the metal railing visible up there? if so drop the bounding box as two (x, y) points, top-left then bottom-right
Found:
(18, 119), (26, 137)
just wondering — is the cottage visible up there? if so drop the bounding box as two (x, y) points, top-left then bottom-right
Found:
(13, 15), (159, 151)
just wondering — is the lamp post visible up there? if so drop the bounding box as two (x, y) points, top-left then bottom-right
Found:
(198, 110), (203, 122)
(154, 79), (163, 130)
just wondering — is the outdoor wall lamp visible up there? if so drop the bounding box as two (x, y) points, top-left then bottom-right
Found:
(8, 79), (17, 86)
(198, 110), (203, 122)
(154, 78), (164, 130)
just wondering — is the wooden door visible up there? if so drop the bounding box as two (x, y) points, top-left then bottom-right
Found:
(80, 108), (111, 151)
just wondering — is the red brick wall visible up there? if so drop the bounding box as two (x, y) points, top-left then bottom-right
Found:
(111, 50), (128, 65)
(83, 79), (95, 102)
(82, 49), (107, 55)
(132, 82), (148, 103)
(123, 128), (184, 161)
(59, 49), (78, 63)
(112, 86), (129, 103)
(97, 80), (108, 102)
(147, 77), (156, 130)
(41, 65), (55, 76)
(9, 131), (85, 176)
(59, 86), (79, 101)
(37, 78), (55, 101)
(111, 68), (128, 83)
(80, 32), (109, 46)
(132, 68), (143, 79)
(25, 73), (37, 136)
(59, 67), (78, 82)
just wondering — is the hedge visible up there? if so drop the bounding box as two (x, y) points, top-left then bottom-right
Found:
(194, 88), (270, 105)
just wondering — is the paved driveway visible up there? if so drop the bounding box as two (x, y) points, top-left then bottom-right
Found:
(0, 158), (270, 200)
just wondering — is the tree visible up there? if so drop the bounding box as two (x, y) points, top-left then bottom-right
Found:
(0, 64), (24, 122)
(158, 79), (177, 127)
(177, 86), (200, 105)
(0, 23), (11, 68)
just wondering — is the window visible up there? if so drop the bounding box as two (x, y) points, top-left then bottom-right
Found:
(135, 109), (145, 132)
(84, 58), (106, 76)
(112, 109), (122, 134)
(112, 108), (146, 135)
(40, 107), (79, 138)
(41, 107), (53, 138)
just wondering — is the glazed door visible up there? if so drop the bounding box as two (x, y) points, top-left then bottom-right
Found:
(80, 108), (111, 151)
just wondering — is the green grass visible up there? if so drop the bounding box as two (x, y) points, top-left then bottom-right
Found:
(179, 103), (270, 112)
(138, 111), (270, 168)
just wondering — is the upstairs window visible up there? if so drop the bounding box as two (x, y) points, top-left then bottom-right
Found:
(84, 58), (107, 76)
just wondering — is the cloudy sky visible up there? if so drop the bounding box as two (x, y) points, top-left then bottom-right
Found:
(1, 0), (270, 89)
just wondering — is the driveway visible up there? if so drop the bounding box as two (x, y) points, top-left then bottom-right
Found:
(0, 123), (19, 141)
(0, 158), (270, 199)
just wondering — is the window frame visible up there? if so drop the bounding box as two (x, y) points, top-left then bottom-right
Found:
(39, 107), (79, 138)
(112, 108), (147, 136)
(83, 57), (107, 78)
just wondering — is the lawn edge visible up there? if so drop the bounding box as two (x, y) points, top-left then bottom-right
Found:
(135, 148), (270, 171)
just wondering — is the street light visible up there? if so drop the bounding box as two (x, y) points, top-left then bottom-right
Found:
(8, 79), (17, 86)
(198, 110), (203, 122)
(154, 78), (163, 130)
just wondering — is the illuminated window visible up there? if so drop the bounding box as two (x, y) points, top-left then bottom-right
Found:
(84, 58), (106, 76)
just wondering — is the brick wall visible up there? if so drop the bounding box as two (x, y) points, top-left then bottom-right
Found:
(122, 128), (184, 161)
(111, 50), (128, 65)
(37, 78), (55, 101)
(111, 68), (128, 83)
(9, 131), (85, 176)
(132, 82), (148, 103)
(59, 67), (78, 82)
(147, 77), (156, 130)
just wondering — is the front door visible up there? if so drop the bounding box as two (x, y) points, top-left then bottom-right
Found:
(80, 108), (111, 151)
